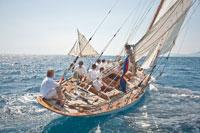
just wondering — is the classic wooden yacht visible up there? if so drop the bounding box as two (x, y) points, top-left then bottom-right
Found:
(37, 0), (194, 117)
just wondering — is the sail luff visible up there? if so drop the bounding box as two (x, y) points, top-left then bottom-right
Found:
(68, 41), (80, 56)
(153, 0), (179, 25)
(148, 0), (165, 31)
(134, 0), (192, 62)
(77, 29), (99, 57)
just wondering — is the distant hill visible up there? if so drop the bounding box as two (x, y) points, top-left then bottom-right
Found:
(187, 51), (200, 57)
(170, 51), (200, 57)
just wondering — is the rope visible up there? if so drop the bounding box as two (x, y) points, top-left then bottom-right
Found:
(91, 7), (136, 67)
(124, 0), (145, 42)
(135, 4), (191, 58)
(176, 0), (200, 54)
(62, 0), (120, 77)
(135, 0), (183, 51)
(152, 0), (200, 79)
(126, 0), (156, 43)
(136, 0), (199, 55)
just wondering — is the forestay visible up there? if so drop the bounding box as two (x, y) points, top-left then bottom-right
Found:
(134, 0), (192, 68)
(68, 29), (99, 57)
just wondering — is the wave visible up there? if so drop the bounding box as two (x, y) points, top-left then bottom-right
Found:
(1, 92), (48, 116)
(150, 83), (200, 97)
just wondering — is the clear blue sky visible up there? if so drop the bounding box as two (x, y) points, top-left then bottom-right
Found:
(0, 0), (199, 55)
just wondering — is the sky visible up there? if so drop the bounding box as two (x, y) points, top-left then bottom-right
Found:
(0, 0), (200, 55)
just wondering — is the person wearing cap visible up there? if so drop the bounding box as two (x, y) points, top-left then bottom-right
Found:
(73, 60), (87, 81)
(124, 44), (136, 76)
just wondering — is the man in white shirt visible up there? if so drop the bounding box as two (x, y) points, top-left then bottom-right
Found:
(95, 59), (101, 70)
(40, 70), (64, 103)
(73, 61), (87, 81)
(101, 59), (107, 69)
(88, 64), (103, 91)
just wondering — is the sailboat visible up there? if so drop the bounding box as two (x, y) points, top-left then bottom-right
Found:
(68, 29), (99, 57)
(37, 0), (194, 117)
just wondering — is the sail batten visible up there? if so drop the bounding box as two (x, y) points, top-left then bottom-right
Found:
(68, 30), (99, 57)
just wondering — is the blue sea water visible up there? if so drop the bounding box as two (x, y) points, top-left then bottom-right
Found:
(0, 55), (199, 133)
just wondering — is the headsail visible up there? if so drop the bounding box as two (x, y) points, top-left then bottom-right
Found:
(141, 44), (160, 69)
(134, 0), (192, 66)
(68, 29), (99, 57)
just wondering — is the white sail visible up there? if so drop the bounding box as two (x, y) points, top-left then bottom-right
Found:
(68, 41), (79, 56)
(141, 44), (160, 69)
(153, 0), (178, 25)
(134, 0), (192, 62)
(68, 29), (99, 57)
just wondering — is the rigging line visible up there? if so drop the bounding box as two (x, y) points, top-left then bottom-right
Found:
(73, 0), (121, 53)
(125, 59), (158, 106)
(135, 0), (183, 50)
(136, 0), (198, 53)
(137, 0), (198, 56)
(126, 0), (156, 43)
(93, 6), (137, 62)
(126, 0), (149, 41)
(136, 13), (187, 56)
(68, 40), (77, 55)
(79, 0), (120, 54)
(152, 47), (172, 77)
(136, 1), (191, 55)
(129, 0), (157, 43)
(176, 0), (200, 54)
(153, 0), (200, 78)
(62, 0), (120, 76)
(114, 46), (124, 61)
(124, 0), (145, 42)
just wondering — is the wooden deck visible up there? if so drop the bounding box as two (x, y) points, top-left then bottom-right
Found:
(36, 70), (150, 117)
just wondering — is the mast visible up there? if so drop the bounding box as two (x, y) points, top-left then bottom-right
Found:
(77, 29), (82, 57)
(148, 0), (165, 31)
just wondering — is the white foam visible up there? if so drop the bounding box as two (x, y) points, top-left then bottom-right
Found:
(149, 83), (158, 91)
(157, 85), (200, 99)
(151, 76), (156, 82)
(35, 108), (47, 113)
(95, 124), (101, 133)
(171, 93), (200, 99)
(18, 93), (40, 104)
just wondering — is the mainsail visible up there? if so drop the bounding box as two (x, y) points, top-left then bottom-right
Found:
(141, 44), (160, 69)
(68, 29), (99, 57)
(134, 0), (192, 69)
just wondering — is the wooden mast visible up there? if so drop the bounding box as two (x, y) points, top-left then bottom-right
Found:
(77, 29), (83, 57)
(148, 0), (165, 31)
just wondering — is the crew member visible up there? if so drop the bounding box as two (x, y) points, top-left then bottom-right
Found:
(124, 44), (136, 76)
(96, 59), (101, 70)
(73, 60), (87, 81)
(40, 70), (65, 105)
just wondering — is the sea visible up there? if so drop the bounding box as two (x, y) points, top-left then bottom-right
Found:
(0, 55), (199, 133)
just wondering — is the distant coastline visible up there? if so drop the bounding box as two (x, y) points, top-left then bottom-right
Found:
(170, 51), (200, 57)
(0, 51), (200, 57)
